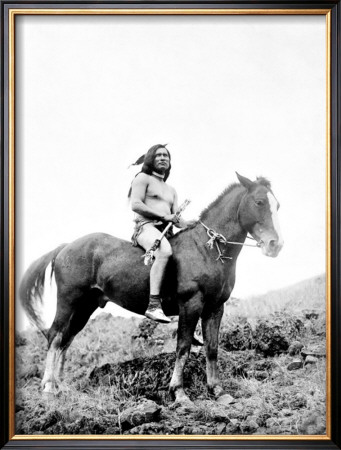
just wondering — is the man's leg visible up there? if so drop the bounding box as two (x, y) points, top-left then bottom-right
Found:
(137, 223), (172, 323)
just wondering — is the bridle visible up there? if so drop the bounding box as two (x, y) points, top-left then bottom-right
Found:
(199, 221), (261, 264)
(199, 189), (262, 263)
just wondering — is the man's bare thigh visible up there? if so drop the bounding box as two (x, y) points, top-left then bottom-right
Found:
(137, 223), (170, 252)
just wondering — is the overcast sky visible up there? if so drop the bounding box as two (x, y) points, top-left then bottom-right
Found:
(15, 14), (326, 329)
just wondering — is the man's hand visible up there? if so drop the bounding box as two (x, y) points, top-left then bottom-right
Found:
(162, 213), (180, 224)
(172, 218), (197, 229)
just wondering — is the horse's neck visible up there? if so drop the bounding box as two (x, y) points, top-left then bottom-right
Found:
(200, 187), (246, 243)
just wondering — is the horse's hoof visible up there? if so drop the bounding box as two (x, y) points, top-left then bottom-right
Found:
(42, 381), (58, 400)
(170, 390), (196, 411)
(170, 398), (196, 412)
(42, 391), (56, 401)
(212, 385), (225, 398)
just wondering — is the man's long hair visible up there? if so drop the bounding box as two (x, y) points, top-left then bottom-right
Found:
(128, 144), (171, 198)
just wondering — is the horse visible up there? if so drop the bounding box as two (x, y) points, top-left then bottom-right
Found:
(19, 173), (283, 404)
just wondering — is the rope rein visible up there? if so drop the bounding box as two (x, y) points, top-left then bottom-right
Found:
(199, 221), (260, 264)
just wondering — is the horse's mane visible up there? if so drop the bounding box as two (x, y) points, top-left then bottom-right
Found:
(199, 176), (272, 221)
(170, 183), (241, 240)
(199, 182), (242, 221)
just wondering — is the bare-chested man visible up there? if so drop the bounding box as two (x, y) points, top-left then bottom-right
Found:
(129, 144), (195, 323)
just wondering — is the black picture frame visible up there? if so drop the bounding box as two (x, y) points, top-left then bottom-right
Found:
(1, 2), (340, 449)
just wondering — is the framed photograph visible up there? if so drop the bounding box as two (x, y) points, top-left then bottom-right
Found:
(1, 2), (340, 449)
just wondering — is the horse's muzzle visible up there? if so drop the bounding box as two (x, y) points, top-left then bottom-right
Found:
(261, 238), (283, 258)
(251, 223), (283, 258)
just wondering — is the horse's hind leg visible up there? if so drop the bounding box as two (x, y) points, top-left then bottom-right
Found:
(202, 304), (224, 398)
(42, 291), (98, 396)
(169, 293), (203, 405)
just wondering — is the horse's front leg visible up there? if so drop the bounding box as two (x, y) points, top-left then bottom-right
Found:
(202, 304), (225, 398)
(169, 292), (203, 405)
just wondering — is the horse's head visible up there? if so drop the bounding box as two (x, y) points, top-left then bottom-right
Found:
(236, 173), (284, 257)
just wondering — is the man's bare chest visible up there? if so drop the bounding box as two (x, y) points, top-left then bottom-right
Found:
(146, 178), (173, 204)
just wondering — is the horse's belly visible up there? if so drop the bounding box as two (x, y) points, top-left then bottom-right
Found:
(101, 272), (150, 315)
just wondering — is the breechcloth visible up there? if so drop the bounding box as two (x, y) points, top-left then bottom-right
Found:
(131, 219), (174, 247)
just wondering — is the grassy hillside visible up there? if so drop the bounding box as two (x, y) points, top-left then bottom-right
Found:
(224, 274), (325, 320)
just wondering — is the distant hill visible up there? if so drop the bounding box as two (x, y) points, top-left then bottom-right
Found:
(224, 274), (325, 320)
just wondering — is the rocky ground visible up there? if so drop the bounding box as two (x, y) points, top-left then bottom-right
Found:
(15, 300), (326, 436)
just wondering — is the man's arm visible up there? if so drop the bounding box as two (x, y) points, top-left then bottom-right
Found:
(130, 173), (163, 220)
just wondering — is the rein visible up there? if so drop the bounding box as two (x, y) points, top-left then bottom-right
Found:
(199, 221), (260, 264)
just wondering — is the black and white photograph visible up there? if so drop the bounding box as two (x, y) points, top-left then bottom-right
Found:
(2, 5), (338, 445)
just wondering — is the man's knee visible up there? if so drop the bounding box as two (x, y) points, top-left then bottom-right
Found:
(157, 241), (173, 260)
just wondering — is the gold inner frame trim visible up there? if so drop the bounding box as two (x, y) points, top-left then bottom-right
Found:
(8, 7), (332, 442)
(8, 5), (16, 442)
(9, 8), (331, 15)
(325, 9), (332, 440)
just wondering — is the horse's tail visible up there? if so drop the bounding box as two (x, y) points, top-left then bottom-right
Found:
(19, 244), (67, 339)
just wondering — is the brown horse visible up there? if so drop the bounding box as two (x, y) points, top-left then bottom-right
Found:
(19, 173), (283, 404)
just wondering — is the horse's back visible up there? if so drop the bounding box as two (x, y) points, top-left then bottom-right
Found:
(56, 232), (143, 262)
(52, 232), (152, 313)
(60, 231), (129, 250)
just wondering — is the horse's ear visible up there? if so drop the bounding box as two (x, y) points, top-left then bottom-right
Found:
(236, 172), (255, 190)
